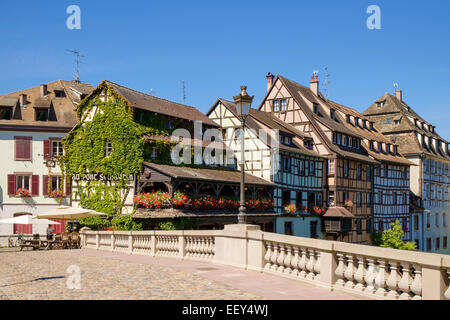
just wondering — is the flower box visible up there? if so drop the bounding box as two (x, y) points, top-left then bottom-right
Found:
(16, 188), (31, 198)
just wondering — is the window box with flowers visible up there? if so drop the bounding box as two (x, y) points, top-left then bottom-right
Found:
(16, 188), (31, 198)
(49, 190), (63, 199)
(303, 206), (327, 216)
(284, 204), (297, 215)
(344, 199), (354, 210)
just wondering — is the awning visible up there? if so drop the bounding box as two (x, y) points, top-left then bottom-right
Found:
(0, 97), (18, 107)
(323, 207), (355, 218)
(0, 215), (60, 225)
(36, 206), (107, 220)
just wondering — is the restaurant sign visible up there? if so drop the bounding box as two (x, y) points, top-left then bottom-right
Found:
(72, 173), (135, 182)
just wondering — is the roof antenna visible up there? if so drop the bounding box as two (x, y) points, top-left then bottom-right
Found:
(393, 82), (399, 91)
(323, 66), (331, 98)
(67, 49), (85, 83)
(182, 80), (187, 104)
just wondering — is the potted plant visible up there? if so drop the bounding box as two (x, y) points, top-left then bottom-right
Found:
(16, 188), (31, 198)
(344, 199), (354, 210)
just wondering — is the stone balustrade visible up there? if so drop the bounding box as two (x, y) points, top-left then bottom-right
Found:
(80, 225), (450, 300)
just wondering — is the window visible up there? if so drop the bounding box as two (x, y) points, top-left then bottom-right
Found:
(105, 141), (113, 157)
(310, 221), (318, 238)
(273, 100), (279, 112)
(356, 164), (362, 179)
(444, 237), (448, 249)
(363, 121), (367, 129)
(282, 156), (291, 173)
(35, 108), (48, 121)
(54, 90), (66, 98)
(435, 213), (439, 227)
(282, 191), (291, 206)
(385, 118), (392, 124)
(366, 166), (371, 180)
(343, 160), (349, 177)
(356, 220), (362, 235)
(426, 238), (432, 252)
(15, 137), (32, 161)
(50, 176), (62, 192)
(309, 161), (316, 177)
(367, 193), (372, 206)
(415, 239), (420, 249)
(328, 159), (335, 176)
(336, 133), (342, 145)
(280, 99), (287, 112)
(379, 219), (384, 232)
(304, 139), (313, 150)
(16, 175), (31, 191)
(313, 103), (319, 114)
(426, 212), (431, 229)
(444, 213), (447, 227)
(370, 122), (374, 130)
(330, 109), (336, 120)
(370, 141), (374, 150)
(284, 222), (293, 236)
(386, 144), (391, 154)
(366, 219), (372, 233)
(346, 115), (351, 124)
(343, 136), (348, 147)
(51, 140), (63, 157)
(332, 132), (337, 144)
(343, 192), (349, 204)
(378, 143), (382, 153)
(151, 148), (159, 160)
(357, 193), (362, 207)
(436, 238), (440, 251)
(393, 192), (397, 205)
(299, 160), (305, 176)
(0, 107), (12, 120)
(414, 215), (419, 231)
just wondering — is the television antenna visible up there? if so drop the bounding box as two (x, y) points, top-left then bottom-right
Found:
(67, 49), (85, 82)
(323, 66), (331, 98)
(394, 82), (399, 90)
(182, 81), (187, 104)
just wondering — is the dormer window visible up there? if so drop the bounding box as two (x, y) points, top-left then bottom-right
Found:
(394, 146), (398, 155)
(355, 117), (359, 127)
(313, 103), (319, 114)
(54, 90), (65, 98)
(280, 135), (292, 145)
(330, 109), (336, 120)
(385, 118), (392, 124)
(378, 142), (383, 153)
(346, 115), (351, 124)
(35, 108), (48, 121)
(387, 144), (391, 154)
(0, 107), (12, 120)
(363, 120), (367, 129)
(394, 119), (400, 125)
(304, 139), (313, 150)
(370, 141), (374, 151)
(376, 101), (384, 108)
(370, 122), (374, 130)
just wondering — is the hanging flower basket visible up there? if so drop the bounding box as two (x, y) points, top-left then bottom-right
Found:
(284, 204), (297, 215)
(344, 199), (354, 209)
(16, 188), (31, 198)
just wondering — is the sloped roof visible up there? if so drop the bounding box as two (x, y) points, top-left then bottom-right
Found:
(363, 92), (450, 159)
(214, 99), (323, 158)
(324, 207), (355, 218)
(103, 80), (218, 127)
(0, 80), (93, 130)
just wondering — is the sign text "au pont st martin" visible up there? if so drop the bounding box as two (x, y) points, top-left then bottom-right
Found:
(71, 173), (135, 182)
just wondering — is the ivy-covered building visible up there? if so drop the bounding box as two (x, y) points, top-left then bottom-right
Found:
(64, 80), (276, 230)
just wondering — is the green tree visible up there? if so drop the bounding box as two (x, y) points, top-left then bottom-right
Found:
(379, 221), (416, 251)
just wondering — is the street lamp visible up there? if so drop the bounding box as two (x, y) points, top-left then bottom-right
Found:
(233, 86), (254, 224)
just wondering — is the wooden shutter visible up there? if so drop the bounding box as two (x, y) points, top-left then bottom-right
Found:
(43, 175), (49, 196)
(43, 140), (51, 160)
(65, 176), (72, 197)
(15, 138), (23, 159)
(23, 139), (31, 160)
(8, 175), (16, 196)
(31, 175), (39, 196)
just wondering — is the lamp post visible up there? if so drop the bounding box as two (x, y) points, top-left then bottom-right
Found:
(233, 86), (254, 224)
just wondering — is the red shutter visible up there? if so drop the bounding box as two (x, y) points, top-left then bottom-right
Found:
(8, 175), (16, 196)
(31, 175), (39, 196)
(43, 140), (51, 160)
(43, 175), (49, 196)
(15, 138), (23, 159)
(23, 139), (31, 160)
(65, 176), (72, 197)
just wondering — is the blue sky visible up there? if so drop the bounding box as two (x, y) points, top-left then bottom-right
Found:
(1, 0), (449, 139)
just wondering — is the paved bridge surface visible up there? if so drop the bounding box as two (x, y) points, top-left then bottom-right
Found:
(0, 248), (358, 300)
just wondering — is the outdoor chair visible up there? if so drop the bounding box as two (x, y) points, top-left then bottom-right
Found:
(61, 233), (72, 249)
(70, 232), (81, 249)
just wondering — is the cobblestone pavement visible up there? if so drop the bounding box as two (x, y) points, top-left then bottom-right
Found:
(0, 249), (262, 300)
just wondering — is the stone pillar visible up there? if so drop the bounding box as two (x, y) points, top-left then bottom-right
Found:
(247, 229), (265, 273)
(95, 231), (100, 250)
(218, 224), (260, 270)
(111, 232), (115, 252)
(318, 243), (336, 291)
(128, 231), (133, 255)
(422, 266), (446, 300)
(150, 234), (156, 257)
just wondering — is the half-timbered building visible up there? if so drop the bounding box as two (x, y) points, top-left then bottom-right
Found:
(207, 98), (326, 238)
(258, 73), (385, 244)
(363, 89), (450, 253)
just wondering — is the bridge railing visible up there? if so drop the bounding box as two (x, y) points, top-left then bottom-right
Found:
(81, 225), (450, 300)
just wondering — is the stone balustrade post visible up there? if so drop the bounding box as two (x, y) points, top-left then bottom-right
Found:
(95, 231), (100, 250)
(421, 265), (447, 300)
(150, 234), (156, 257)
(128, 231), (133, 255)
(178, 233), (186, 260)
(111, 232), (115, 252)
(246, 229), (265, 273)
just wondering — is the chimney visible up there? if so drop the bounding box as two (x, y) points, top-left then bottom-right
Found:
(19, 94), (27, 107)
(40, 84), (48, 97)
(396, 89), (402, 101)
(266, 72), (274, 93)
(310, 73), (319, 96)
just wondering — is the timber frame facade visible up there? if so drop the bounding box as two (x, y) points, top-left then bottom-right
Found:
(258, 74), (412, 245)
(207, 99), (325, 215)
